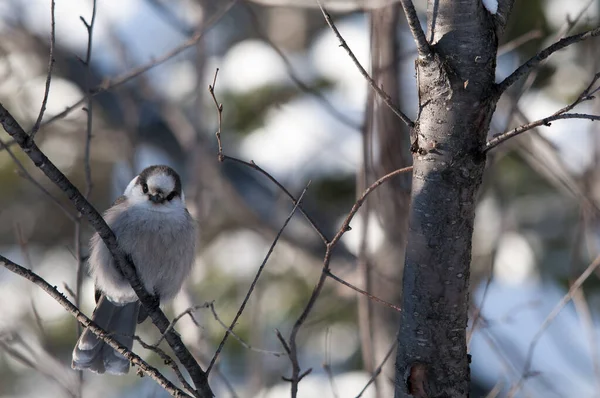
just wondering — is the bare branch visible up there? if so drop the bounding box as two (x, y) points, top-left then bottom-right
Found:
(356, 338), (397, 398)
(397, 0), (430, 57)
(23, 0), (238, 133)
(496, 26), (600, 95)
(325, 270), (401, 312)
(74, 4), (97, 394)
(209, 302), (286, 357)
(207, 183), (310, 374)
(316, 1), (415, 128)
(30, 0), (56, 139)
(508, 253), (600, 397)
(485, 72), (600, 151)
(209, 70), (330, 244)
(0, 104), (213, 397)
(485, 113), (599, 151)
(0, 255), (190, 398)
(81, 0), (97, 199)
(153, 303), (211, 347)
(242, 0), (361, 131)
(133, 335), (197, 397)
(287, 165), (412, 397)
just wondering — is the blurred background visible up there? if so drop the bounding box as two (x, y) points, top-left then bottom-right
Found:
(0, 0), (599, 397)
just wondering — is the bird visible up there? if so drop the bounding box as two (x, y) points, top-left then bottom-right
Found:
(72, 165), (197, 375)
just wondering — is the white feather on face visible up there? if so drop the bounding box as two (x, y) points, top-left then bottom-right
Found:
(123, 168), (185, 213)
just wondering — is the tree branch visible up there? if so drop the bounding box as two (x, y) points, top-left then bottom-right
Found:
(485, 72), (600, 151)
(397, 0), (430, 57)
(325, 270), (402, 312)
(242, 0), (362, 131)
(496, 26), (600, 95)
(508, 253), (600, 397)
(4, 0), (237, 137)
(0, 104), (213, 397)
(316, 0), (415, 128)
(286, 165), (413, 397)
(209, 69), (330, 244)
(207, 183), (310, 374)
(30, 0), (56, 139)
(0, 255), (190, 398)
(356, 338), (397, 398)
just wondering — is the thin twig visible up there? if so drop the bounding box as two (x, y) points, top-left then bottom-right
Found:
(0, 255), (190, 398)
(326, 270), (401, 312)
(507, 253), (600, 397)
(74, 3), (97, 395)
(467, 253), (496, 346)
(133, 335), (197, 397)
(207, 184), (310, 374)
(486, 72), (600, 151)
(496, 26), (600, 95)
(485, 113), (600, 151)
(286, 165), (413, 397)
(26, 0), (237, 133)
(209, 302), (286, 357)
(153, 303), (211, 347)
(208, 69), (330, 244)
(356, 338), (397, 398)
(484, 380), (504, 398)
(242, 0), (361, 131)
(316, 1), (414, 128)
(0, 103), (213, 397)
(497, 4), (595, 137)
(276, 329), (292, 355)
(29, 0), (56, 139)
(81, 0), (96, 200)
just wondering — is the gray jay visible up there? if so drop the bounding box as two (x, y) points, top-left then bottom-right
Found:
(72, 165), (197, 374)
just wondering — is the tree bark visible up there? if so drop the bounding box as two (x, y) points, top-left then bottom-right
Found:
(394, 1), (507, 397)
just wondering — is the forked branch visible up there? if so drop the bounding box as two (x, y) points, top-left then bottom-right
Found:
(496, 26), (600, 95)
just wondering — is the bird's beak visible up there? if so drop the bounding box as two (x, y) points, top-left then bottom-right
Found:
(149, 194), (164, 203)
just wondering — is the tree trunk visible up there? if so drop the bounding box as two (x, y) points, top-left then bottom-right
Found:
(394, 1), (509, 397)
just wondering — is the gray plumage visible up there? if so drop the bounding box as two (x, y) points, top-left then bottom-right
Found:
(72, 165), (197, 374)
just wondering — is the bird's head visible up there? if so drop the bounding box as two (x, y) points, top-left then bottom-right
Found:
(124, 165), (185, 212)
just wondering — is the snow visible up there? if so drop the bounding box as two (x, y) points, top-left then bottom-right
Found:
(470, 280), (600, 397)
(482, 0), (498, 14)
(219, 39), (293, 94)
(239, 95), (361, 180)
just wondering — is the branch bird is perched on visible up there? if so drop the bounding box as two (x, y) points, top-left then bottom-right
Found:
(72, 165), (197, 374)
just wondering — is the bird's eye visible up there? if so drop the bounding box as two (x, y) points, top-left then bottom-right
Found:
(142, 183), (149, 194)
(166, 192), (176, 201)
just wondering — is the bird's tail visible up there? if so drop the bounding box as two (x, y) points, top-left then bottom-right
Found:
(71, 295), (139, 375)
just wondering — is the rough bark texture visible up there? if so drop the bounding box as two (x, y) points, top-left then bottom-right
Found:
(394, 1), (502, 397)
